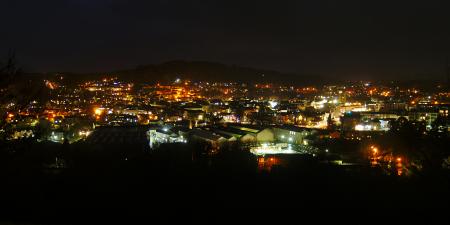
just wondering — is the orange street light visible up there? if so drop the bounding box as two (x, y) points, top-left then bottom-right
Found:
(94, 108), (104, 116)
(372, 148), (378, 154)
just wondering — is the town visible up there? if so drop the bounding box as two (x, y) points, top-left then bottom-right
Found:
(2, 76), (450, 176)
(3, 0), (450, 222)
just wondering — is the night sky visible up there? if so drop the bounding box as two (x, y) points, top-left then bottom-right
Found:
(1, 0), (450, 80)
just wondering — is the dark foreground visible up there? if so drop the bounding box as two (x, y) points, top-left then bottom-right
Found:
(0, 141), (449, 224)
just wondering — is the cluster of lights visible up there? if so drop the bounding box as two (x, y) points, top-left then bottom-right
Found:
(78, 131), (92, 137)
(370, 145), (403, 164)
(355, 124), (373, 131)
(268, 101), (278, 109)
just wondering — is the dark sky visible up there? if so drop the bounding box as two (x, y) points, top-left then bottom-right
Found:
(1, 0), (450, 80)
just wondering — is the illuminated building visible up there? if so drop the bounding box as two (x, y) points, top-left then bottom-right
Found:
(408, 111), (438, 129)
(273, 125), (314, 145)
(190, 129), (228, 150)
(147, 127), (187, 149)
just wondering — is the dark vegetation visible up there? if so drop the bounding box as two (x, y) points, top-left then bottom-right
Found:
(0, 134), (448, 223)
(0, 51), (50, 107)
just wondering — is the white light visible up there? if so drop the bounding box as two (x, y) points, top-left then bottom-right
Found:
(268, 101), (278, 108)
(325, 149), (329, 153)
(288, 137), (293, 142)
(281, 135), (285, 139)
(355, 124), (365, 131)
(355, 124), (373, 131)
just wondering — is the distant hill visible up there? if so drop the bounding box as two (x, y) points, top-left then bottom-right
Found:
(29, 61), (324, 85)
(17, 60), (325, 85)
(21, 61), (445, 88)
(112, 61), (324, 85)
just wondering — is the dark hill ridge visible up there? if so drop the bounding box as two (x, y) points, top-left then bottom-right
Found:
(20, 61), (443, 87)
(22, 61), (325, 85)
(113, 60), (324, 85)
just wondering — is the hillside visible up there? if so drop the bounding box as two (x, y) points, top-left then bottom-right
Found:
(26, 61), (324, 85)
(113, 61), (323, 85)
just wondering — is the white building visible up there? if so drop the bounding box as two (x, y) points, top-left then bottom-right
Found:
(147, 128), (186, 149)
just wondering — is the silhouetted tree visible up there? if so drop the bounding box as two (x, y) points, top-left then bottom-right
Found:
(431, 115), (449, 136)
(0, 50), (21, 87)
(327, 113), (336, 130)
(35, 119), (52, 140)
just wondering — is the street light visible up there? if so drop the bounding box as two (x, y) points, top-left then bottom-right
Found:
(370, 146), (378, 164)
(372, 148), (378, 154)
